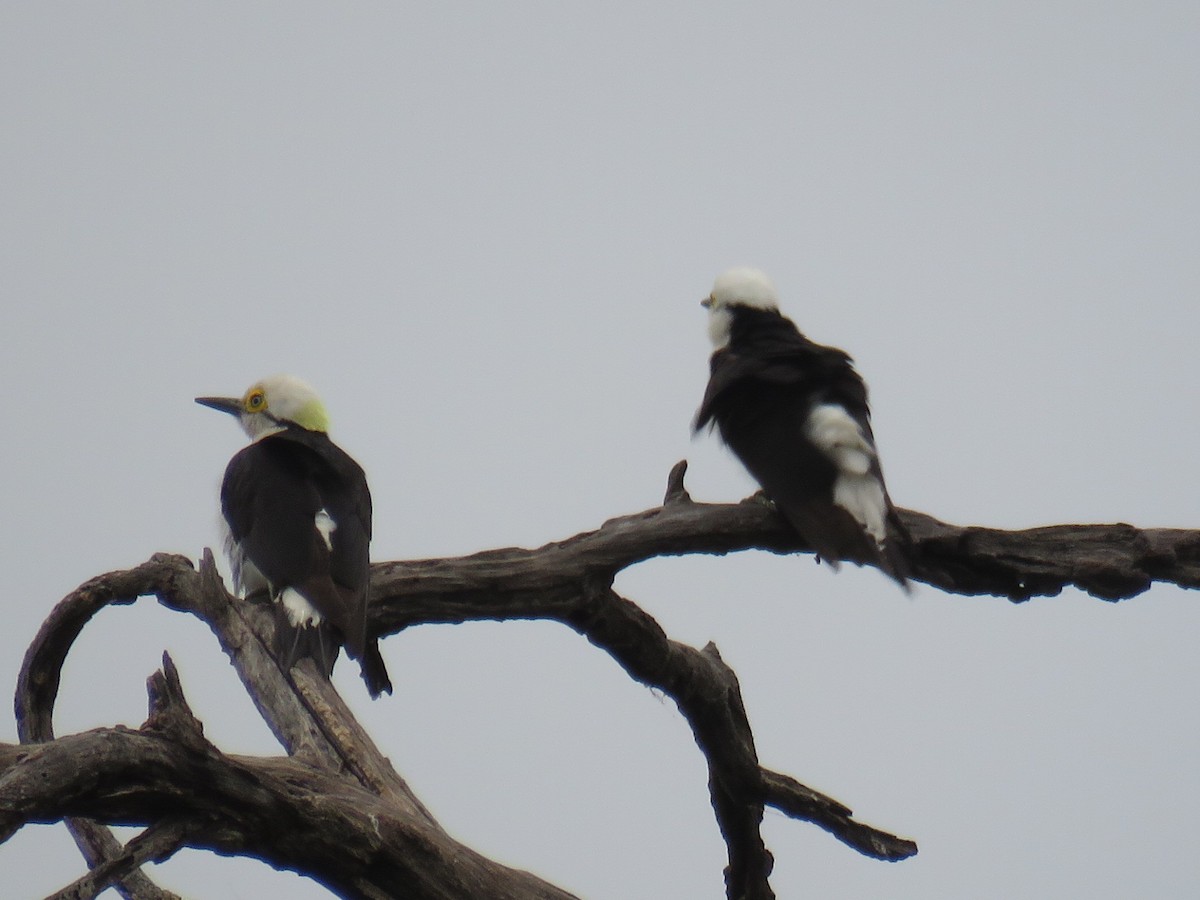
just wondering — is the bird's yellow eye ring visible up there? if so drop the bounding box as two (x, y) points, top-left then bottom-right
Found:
(244, 389), (267, 413)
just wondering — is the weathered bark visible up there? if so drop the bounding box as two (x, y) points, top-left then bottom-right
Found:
(5, 659), (569, 899)
(10, 460), (1194, 898)
(13, 555), (575, 899)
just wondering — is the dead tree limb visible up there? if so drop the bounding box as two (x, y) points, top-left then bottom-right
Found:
(12, 459), (1196, 897)
(5, 657), (569, 899)
(13, 556), (576, 899)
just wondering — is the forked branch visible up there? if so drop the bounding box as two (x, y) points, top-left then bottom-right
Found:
(11, 460), (1193, 898)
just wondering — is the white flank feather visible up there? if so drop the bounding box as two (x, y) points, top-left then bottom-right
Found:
(223, 524), (269, 596)
(804, 404), (875, 474)
(804, 403), (888, 543)
(832, 472), (888, 544)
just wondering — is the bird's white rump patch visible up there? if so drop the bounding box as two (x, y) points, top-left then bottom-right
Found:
(315, 508), (336, 551)
(804, 403), (888, 543)
(279, 588), (323, 628)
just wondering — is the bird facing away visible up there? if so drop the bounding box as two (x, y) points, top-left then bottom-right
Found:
(196, 375), (393, 697)
(694, 267), (910, 588)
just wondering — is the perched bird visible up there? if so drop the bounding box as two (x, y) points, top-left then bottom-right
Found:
(196, 375), (392, 697)
(694, 267), (910, 588)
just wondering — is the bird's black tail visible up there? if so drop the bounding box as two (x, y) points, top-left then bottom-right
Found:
(775, 496), (912, 591)
(359, 640), (393, 699)
(878, 507), (914, 592)
(275, 609), (339, 680)
(274, 611), (391, 697)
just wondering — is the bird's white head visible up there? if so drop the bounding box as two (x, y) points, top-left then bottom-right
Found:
(701, 267), (780, 349)
(196, 374), (331, 441)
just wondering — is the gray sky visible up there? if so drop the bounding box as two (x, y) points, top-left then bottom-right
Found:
(3, 3), (1199, 897)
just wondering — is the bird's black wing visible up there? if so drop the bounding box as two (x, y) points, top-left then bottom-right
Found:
(222, 438), (332, 595)
(695, 319), (865, 433)
(221, 437), (345, 675)
(282, 430), (372, 590)
(271, 428), (391, 697)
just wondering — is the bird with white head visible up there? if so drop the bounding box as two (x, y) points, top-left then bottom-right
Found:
(695, 268), (910, 587)
(196, 375), (393, 697)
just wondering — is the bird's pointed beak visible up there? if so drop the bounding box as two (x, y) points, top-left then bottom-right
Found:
(701, 296), (713, 309)
(195, 396), (243, 417)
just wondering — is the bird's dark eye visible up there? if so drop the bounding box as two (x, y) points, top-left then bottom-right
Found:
(244, 390), (267, 412)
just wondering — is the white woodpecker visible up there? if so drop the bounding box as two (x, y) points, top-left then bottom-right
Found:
(196, 374), (392, 697)
(694, 268), (910, 588)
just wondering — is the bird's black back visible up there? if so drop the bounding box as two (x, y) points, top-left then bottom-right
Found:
(695, 305), (870, 441)
(221, 426), (372, 655)
(695, 305), (909, 582)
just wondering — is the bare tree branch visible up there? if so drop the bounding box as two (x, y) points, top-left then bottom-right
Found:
(7, 652), (577, 899)
(13, 557), (576, 899)
(760, 770), (917, 861)
(13, 460), (1194, 897)
(371, 463), (1200, 630)
(46, 818), (194, 900)
(13, 556), (187, 900)
(362, 461), (1200, 891)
